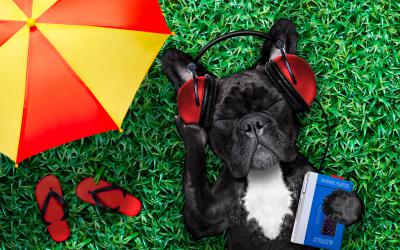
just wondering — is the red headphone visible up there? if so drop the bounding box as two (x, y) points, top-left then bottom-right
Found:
(174, 30), (331, 168)
(177, 31), (317, 129)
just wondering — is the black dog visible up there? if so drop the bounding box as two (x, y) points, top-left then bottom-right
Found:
(162, 19), (363, 250)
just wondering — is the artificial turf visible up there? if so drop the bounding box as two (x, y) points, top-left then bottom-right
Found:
(0, 0), (399, 249)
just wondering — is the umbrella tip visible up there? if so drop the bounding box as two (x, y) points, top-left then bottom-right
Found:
(119, 128), (124, 133)
(14, 163), (19, 168)
(26, 18), (36, 28)
(171, 31), (176, 36)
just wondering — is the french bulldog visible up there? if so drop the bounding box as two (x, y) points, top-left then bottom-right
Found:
(162, 19), (363, 250)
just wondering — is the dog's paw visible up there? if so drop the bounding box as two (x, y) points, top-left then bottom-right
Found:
(323, 189), (363, 225)
(175, 116), (207, 148)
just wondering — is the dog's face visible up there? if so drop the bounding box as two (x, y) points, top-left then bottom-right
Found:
(208, 70), (299, 178)
(162, 20), (300, 178)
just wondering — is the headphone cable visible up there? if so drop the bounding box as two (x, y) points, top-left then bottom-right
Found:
(314, 99), (330, 168)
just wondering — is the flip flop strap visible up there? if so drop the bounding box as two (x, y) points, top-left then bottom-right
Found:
(89, 185), (127, 212)
(40, 190), (69, 226)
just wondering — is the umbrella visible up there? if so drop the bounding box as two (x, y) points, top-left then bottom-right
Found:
(0, 0), (172, 166)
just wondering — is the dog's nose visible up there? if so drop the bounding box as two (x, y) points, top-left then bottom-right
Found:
(240, 116), (265, 133)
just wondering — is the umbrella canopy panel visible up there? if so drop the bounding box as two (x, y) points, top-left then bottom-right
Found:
(0, 0), (171, 163)
(0, 25), (29, 163)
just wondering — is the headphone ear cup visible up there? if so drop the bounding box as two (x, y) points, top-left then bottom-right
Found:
(177, 76), (206, 124)
(265, 54), (316, 113)
(265, 62), (309, 113)
(200, 75), (217, 129)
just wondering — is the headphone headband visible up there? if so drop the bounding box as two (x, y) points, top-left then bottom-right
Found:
(194, 31), (274, 63)
(193, 30), (297, 85)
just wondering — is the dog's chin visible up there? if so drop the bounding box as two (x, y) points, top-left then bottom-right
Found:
(250, 145), (280, 170)
(228, 145), (280, 179)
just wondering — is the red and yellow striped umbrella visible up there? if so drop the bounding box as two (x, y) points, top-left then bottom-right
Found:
(0, 0), (172, 165)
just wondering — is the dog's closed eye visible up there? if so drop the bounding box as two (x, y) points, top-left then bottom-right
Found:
(256, 98), (285, 116)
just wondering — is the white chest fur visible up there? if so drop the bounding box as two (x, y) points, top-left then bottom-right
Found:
(243, 166), (293, 240)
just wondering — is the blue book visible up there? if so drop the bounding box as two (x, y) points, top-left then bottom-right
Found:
(291, 172), (353, 250)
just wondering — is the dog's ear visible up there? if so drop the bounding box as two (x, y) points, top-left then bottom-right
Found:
(161, 48), (210, 89)
(258, 19), (298, 64)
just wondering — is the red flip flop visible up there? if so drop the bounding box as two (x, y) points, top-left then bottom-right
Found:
(35, 175), (70, 242)
(76, 178), (141, 217)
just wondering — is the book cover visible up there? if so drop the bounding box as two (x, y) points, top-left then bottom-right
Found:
(291, 172), (353, 250)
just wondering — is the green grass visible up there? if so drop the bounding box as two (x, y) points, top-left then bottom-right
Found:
(1, 0), (399, 249)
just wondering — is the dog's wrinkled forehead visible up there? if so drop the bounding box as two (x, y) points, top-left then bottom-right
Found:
(213, 69), (285, 116)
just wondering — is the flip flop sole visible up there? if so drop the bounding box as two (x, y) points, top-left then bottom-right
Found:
(76, 177), (141, 217)
(35, 175), (70, 242)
